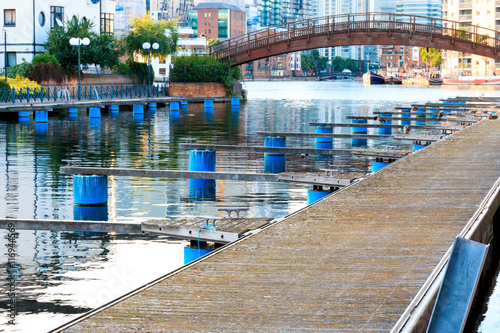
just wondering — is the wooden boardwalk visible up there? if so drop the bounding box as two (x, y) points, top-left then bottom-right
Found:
(57, 118), (500, 332)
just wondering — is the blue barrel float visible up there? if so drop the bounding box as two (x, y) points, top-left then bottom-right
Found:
(18, 111), (29, 124)
(109, 105), (119, 112)
(184, 246), (213, 264)
(204, 100), (214, 108)
(180, 100), (188, 111)
(351, 119), (367, 147)
(264, 136), (286, 173)
(189, 150), (216, 201)
(170, 102), (180, 111)
(378, 114), (392, 135)
(68, 107), (78, 114)
(413, 141), (430, 151)
(73, 206), (108, 222)
(372, 160), (390, 172)
(148, 102), (157, 109)
(73, 175), (108, 206)
(133, 104), (144, 114)
(315, 126), (333, 149)
(415, 109), (426, 126)
(34, 111), (48, 123)
(401, 109), (411, 125)
(307, 187), (331, 205)
(231, 97), (240, 106)
(429, 109), (438, 119)
(89, 107), (101, 118)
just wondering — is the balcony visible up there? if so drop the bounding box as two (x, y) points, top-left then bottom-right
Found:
(459, 1), (472, 9)
(245, 65), (253, 70)
(459, 15), (472, 21)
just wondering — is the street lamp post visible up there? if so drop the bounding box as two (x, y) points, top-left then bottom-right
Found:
(142, 42), (159, 97)
(3, 30), (7, 81)
(69, 37), (90, 100)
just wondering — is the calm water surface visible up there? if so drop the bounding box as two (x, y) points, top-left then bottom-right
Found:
(1, 81), (499, 332)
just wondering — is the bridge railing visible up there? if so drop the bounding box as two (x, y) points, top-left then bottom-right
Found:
(0, 83), (168, 104)
(211, 12), (500, 62)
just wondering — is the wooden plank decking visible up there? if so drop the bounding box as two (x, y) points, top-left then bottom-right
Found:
(57, 118), (500, 332)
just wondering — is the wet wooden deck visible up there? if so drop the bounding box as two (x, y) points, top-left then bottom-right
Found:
(58, 118), (500, 332)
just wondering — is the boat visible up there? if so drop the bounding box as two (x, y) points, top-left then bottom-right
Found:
(363, 72), (385, 85)
(384, 76), (402, 85)
(428, 76), (443, 85)
(443, 76), (500, 85)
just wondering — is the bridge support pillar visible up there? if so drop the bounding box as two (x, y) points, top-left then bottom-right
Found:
(264, 136), (286, 173)
(189, 150), (216, 201)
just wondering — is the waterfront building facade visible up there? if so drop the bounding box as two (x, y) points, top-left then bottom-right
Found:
(1, 0), (116, 70)
(442, 0), (499, 77)
(115, 0), (146, 37)
(189, 2), (246, 39)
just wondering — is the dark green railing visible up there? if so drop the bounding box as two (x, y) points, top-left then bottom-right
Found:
(0, 83), (168, 104)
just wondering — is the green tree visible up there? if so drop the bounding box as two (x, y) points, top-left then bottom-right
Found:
(331, 56), (345, 72)
(419, 47), (442, 71)
(45, 17), (122, 70)
(301, 50), (328, 75)
(123, 13), (178, 61)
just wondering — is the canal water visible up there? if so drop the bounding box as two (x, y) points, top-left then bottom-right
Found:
(0, 81), (499, 332)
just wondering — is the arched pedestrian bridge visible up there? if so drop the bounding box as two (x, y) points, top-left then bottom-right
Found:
(209, 12), (500, 66)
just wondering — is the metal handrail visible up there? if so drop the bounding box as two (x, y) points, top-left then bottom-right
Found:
(210, 12), (500, 61)
(0, 83), (169, 104)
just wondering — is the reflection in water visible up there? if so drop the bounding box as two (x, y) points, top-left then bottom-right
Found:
(0, 81), (498, 332)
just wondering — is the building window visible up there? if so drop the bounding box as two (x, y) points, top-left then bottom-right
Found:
(204, 13), (207, 17)
(6, 52), (16, 67)
(39, 12), (46, 27)
(101, 13), (114, 35)
(51, 6), (64, 29)
(4, 9), (15, 26)
(159, 68), (166, 75)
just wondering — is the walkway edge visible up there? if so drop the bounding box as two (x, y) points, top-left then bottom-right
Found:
(392, 175), (500, 333)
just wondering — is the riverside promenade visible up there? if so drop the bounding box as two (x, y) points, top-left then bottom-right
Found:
(57, 118), (500, 332)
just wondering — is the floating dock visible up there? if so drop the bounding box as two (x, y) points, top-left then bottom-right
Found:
(53, 117), (500, 332)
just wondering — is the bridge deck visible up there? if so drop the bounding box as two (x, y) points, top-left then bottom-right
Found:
(58, 119), (500, 332)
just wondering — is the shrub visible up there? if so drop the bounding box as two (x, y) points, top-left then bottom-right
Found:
(170, 55), (241, 95)
(25, 63), (66, 84)
(113, 62), (131, 75)
(126, 59), (153, 84)
(6, 61), (32, 78)
(5, 75), (41, 94)
(0, 80), (10, 89)
(32, 52), (61, 66)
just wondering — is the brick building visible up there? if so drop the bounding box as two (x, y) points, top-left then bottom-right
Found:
(190, 2), (246, 40)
